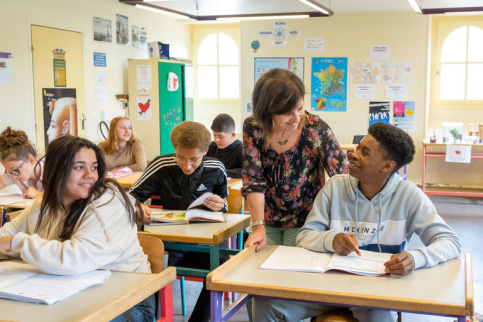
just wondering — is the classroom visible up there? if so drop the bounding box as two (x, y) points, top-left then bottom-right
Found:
(0, 0), (481, 321)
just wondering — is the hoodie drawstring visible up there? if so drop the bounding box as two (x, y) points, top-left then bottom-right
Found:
(377, 195), (382, 253)
(354, 193), (359, 241)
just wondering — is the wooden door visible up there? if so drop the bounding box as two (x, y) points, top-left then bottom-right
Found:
(31, 25), (85, 152)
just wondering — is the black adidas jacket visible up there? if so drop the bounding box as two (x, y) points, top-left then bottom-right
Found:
(206, 140), (242, 178)
(129, 154), (228, 211)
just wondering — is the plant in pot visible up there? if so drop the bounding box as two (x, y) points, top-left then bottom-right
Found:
(449, 128), (460, 143)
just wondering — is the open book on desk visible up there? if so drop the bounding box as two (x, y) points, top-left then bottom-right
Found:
(150, 192), (226, 225)
(0, 261), (111, 304)
(107, 167), (132, 179)
(0, 193), (34, 208)
(260, 246), (392, 276)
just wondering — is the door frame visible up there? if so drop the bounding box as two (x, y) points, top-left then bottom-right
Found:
(27, 20), (87, 150)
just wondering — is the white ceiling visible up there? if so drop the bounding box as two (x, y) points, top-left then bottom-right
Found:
(122, 0), (483, 19)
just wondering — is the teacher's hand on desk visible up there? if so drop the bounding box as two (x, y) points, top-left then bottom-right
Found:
(0, 236), (14, 252)
(333, 233), (361, 257)
(384, 251), (415, 276)
(203, 194), (225, 212)
(244, 224), (266, 252)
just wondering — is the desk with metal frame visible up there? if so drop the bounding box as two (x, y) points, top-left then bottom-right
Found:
(207, 245), (473, 322)
(0, 267), (177, 322)
(141, 214), (250, 277)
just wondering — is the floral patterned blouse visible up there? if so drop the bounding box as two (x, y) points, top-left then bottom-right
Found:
(242, 111), (349, 228)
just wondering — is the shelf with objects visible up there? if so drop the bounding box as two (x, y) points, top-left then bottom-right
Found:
(422, 141), (483, 197)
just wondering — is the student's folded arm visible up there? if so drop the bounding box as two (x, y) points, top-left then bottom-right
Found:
(128, 140), (147, 172)
(406, 189), (461, 270)
(296, 188), (337, 253)
(128, 161), (160, 203)
(10, 203), (129, 275)
(213, 168), (228, 212)
(0, 200), (39, 259)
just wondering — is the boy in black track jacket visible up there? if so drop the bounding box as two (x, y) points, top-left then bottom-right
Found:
(129, 121), (228, 322)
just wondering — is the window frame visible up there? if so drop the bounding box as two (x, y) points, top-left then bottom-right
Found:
(192, 26), (240, 103)
(430, 16), (483, 109)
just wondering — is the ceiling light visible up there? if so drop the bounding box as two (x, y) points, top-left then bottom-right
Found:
(135, 4), (191, 19)
(407, 0), (422, 13)
(298, 0), (331, 15)
(217, 14), (310, 22)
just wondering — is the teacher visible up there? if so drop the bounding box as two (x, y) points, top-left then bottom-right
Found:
(242, 68), (349, 251)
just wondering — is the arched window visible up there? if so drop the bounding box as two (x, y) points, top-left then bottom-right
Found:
(431, 18), (483, 107)
(197, 32), (239, 99)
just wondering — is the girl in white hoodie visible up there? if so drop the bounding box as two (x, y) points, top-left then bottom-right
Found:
(0, 135), (153, 322)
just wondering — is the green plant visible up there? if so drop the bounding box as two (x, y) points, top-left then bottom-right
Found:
(449, 128), (459, 141)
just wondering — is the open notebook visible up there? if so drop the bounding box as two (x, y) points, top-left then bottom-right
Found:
(150, 192), (226, 225)
(0, 193), (34, 208)
(0, 261), (111, 304)
(260, 246), (392, 276)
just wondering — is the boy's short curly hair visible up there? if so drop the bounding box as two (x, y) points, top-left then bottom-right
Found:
(170, 121), (211, 151)
(368, 122), (415, 174)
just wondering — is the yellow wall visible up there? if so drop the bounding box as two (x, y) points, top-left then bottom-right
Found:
(0, 0), (191, 147)
(241, 12), (429, 183)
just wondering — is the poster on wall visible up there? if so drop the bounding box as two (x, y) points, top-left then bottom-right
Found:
(0, 52), (13, 83)
(349, 61), (380, 84)
(116, 14), (129, 45)
(93, 17), (112, 43)
(137, 96), (152, 121)
(381, 61), (412, 83)
(132, 25), (147, 49)
(369, 101), (390, 127)
(311, 57), (347, 112)
(254, 57), (304, 84)
(42, 88), (77, 147)
(393, 101), (415, 132)
(53, 49), (66, 87)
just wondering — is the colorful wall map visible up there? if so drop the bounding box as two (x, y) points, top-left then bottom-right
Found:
(311, 57), (347, 112)
(254, 57), (304, 84)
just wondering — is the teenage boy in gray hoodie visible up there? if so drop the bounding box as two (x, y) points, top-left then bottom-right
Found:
(252, 122), (461, 322)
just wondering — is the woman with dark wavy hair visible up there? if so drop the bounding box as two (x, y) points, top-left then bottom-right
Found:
(0, 135), (154, 321)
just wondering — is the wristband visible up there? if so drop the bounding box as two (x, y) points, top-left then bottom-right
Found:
(252, 220), (265, 227)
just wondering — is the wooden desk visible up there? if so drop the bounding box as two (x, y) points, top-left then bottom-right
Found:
(141, 214), (250, 276)
(0, 267), (177, 322)
(422, 142), (483, 197)
(207, 245), (473, 322)
(115, 171), (143, 189)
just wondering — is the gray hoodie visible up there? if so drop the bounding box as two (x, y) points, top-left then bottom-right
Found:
(296, 173), (461, 270)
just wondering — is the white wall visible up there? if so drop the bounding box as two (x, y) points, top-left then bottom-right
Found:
(0, 0), (191, 149)
(240, 13), (429, 184)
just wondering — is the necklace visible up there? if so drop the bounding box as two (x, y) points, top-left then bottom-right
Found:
(277, 139), (288, 146)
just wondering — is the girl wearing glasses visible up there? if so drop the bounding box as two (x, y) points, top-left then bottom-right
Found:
(0, 135), (154, 321)
(0, 127), (44, 199)
(98, 117), (147, 171)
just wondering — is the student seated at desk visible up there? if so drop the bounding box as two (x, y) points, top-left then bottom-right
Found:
(98, 116), (147, 171)
(0, 127), (44, 198)
(207, 114), (242, 178)
(129, 121), (228, 322)
(253, 123), (461, 322)
(0, 135), (154, 322)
